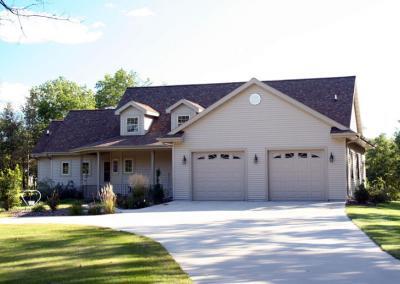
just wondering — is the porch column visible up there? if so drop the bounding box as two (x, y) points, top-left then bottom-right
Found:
(96, 151), (100, 191)
(150, 150), (155, 185)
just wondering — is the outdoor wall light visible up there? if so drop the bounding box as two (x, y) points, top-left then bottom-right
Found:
(329, 152), (334, 163)
(254, 154), (258, 164)
(182, 155), (187, 165)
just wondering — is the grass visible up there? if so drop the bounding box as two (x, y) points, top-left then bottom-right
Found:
(0, 224), (191, 283)
(346, 201), (400, 260)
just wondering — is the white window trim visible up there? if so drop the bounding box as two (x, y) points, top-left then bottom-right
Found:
(61, 161), (70, 176)
(112, 159), (119, 174)
(127, 117), (139, 133)
(177, 115), (190, 127)
(82, 161), (91, 176)
(124, 159), (134, 173)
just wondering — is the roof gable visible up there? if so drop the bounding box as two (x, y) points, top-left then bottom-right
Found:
(115, 101), (160, 117)
(165, 99), (205, 114)
(170, 78), (349, 134)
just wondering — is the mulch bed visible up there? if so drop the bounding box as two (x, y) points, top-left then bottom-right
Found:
(6, 208), (70, 217)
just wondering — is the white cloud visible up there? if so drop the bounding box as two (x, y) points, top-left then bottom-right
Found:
(0, 82), (30, 110)
(125, 7), (155, 17)
(104, 2), (115, 8)
(0, 10), (103, 44)
(91, 21), (106, 29)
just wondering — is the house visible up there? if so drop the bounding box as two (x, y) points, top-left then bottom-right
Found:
(32, 76), (371, 201)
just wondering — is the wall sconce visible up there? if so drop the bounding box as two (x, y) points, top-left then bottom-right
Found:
(182, 155), (187, 165)
(254, 154), (258, 164)
(329, 152), (334, 163)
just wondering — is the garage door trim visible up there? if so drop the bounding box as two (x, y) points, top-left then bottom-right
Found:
(266, 147), (328, 201)
(191, 149), (248, 201)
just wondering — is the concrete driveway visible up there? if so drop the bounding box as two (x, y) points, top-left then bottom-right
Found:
(1, 201), (400, 283)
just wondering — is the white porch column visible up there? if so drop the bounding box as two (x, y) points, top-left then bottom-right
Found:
(96, 152), (100, 191)
(150, 150), (155, 185)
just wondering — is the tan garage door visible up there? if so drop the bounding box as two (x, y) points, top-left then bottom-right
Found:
(269, 150), (326, 200)
(192, 152), (245, 201)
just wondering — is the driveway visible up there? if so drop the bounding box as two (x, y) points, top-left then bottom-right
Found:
(1, 201), (400, 283)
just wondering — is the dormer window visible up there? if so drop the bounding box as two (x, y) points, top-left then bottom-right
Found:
(177, 115), (190, 127)
(127, 117), (139, 133)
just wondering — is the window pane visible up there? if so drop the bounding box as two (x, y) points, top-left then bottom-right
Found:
(298, 153), (307, 158)
(125, 160), (133, 172)
(311, 154), (320, 158)
(62, 162), (69, 175)
(82, 162), (89, 175)
(285, 153), (294, 158)
(273, 154), (281, 159)
(127, 117), (138, 132)
(233, 156), (241, 159)
(220, 154), (230, 159)
(208, 154), (217, 159)
(197, 156), (205, 160)
(177, 115), (190, 127)
(112, 160), (118, 173)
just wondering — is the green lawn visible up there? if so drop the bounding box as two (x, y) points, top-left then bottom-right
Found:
(0, 224), (191, 283)
(346, 201), (400, 260)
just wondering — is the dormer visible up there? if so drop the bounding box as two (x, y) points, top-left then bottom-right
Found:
(115, 101), (159, 136)
(166, 99), (204, 130)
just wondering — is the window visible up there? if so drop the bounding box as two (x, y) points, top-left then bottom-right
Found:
(273, 154), (282, 159)
(233, 156), (241, 159)
(220, 154), (230, 159)
(298, 153), (308, 158)
(112, 160), (119, 173)
(177, 115), (190, 127)
(124, 159), (133, 173)
(285, 153), (294, 158)
(208, 154), (217, 159)
(127, 117), (139, 133)
(62, 162), (70, 175)
(311, 154), (320, 158)
(197, 156), (205, 160)
(82, 161), (90, 175)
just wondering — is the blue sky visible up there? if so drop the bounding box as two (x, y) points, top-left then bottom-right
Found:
(0, 0), (399, 138)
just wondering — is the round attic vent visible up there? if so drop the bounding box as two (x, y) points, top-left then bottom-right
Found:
(249, 93), (261, 105)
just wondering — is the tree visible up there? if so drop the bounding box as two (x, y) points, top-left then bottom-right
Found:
(0, 104), (25, 170)
(366, 134), (400, 199)
(23, 77), (95, 142)
(95, 69), (150, 109)
(0, 165), (22, 211)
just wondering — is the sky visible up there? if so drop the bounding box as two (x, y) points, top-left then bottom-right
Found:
(0, 0), (399, 138)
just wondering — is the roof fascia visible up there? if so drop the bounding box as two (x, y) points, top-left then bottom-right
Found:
(115, 101), (159, 117)
(166, 99), (204, 113)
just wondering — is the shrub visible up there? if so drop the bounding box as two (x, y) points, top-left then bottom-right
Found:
(88, 203), (103, 215)
(151, 184), (164, 204)
(128, 174), (149, 209)
(69, 201), (84, 215)
(37, 178), (55, 199)
(0, 166), (22, 211)
(31, 202), (46, 213)
(99, 184), (116, 214)
(368, 178), (390, 204)
(46, 190), (60, 211)
(354, 183), (369, 204)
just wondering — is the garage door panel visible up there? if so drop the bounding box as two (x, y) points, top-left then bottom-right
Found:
(269, 150), (326, 201)
(193, 151), (245, 201)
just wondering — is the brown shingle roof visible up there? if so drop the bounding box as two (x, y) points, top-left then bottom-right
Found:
(33, 76), (356, 154)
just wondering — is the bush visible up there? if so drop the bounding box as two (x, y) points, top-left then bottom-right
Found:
(69, 201), (84, 215)
(88, 203), (103, 215)
(129, 174), (149, 209)
(151, 184), (164, 204)
(354, 183), (369, 204)
(47, 190), (60, 211)
(31, 202), (46, 212)
(368, 178), (390, 204)
(37, 178), (55, 199)
(38, 179), (82, 200)
(0, 166), (22, 211)
(99, 184), (116, 214)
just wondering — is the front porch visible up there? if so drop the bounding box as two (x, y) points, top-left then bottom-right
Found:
(77, 149), (172, 199)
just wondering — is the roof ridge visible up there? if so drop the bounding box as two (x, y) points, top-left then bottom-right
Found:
(68, 109), (116, 112)
(126, 76), (356, 89)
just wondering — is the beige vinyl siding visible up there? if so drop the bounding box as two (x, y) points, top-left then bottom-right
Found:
(119, 106), (146, 135)
(171, 104), (197, 130)
(50, 156), (82, 186)
(37, 158), (51, 182)
(173, 84), (347, 201)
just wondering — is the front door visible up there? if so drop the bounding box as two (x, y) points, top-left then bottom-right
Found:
(104, 162), (110, 182)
